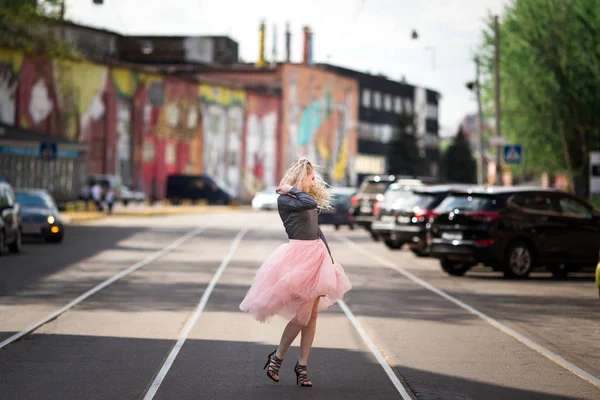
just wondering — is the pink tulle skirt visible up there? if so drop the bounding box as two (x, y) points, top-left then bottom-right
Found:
(239, 238), (352, 325)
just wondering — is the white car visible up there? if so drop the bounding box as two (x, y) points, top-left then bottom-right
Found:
(252, 186), (279, 210)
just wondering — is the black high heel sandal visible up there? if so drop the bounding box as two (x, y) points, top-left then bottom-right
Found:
(263, 350), (283, 382)
(294, 361), (313, 387)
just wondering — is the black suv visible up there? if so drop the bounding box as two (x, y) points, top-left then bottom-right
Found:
(350, 175), (421, 239)
(0, 181), (22, 255)
(428, 187), (600, 278)
(373, 184), (472, 255)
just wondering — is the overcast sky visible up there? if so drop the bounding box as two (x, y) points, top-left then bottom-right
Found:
(64, 0), (510, 138)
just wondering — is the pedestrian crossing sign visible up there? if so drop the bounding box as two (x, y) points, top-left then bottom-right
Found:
(503, 145), (522, 164)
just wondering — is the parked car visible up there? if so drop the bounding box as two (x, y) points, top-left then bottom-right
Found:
(15, 189), (64, 243)
(372, 184), (472, 253)
(0, 180), (22, 255)
(120, 185), (148, 205)
(428, 186), (600, 278)
(166, 174), (234, 205)
(251, 186), (279, 210)
(371, 183), (419, 249)
(350, 175), (422, 240)
(318, 187), (357, 230)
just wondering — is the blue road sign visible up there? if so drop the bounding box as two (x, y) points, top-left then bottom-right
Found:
(40, 142), (57, 161)
(503, 144), (522, 164)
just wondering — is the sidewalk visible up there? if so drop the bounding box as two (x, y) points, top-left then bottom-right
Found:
(60, 202), (245, 223)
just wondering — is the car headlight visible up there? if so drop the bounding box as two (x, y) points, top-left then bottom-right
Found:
(47, 215), (55, 224)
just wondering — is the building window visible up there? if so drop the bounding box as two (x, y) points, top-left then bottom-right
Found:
(359, 122), (376, 140)
(373, 91), (381, 110)
(384, 94), (392, 112)
(356, 154), (386, 174)
(394, 96), (402, 114)
(362, 89), (371, 107)
(426, 103), (438, 120)
(381, 124), (393, 143)
(143, 141), (155, 163)
(404, 98), (413, 114)
(165, 143), (176, 165)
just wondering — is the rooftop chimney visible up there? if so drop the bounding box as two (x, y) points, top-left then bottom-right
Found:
(272, 24), (277, 65)
(285, 22), (291, 63)
(256, 20), (266, 68)
(303, 26), (313, 66)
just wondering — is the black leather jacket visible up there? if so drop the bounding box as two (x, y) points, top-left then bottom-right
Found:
(277, 187), (333, 263)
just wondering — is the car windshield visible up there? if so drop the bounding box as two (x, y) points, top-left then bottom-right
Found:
(436, 194), (496, 213)
(360, 181), (391, 194)
(16, 192), (55, 209)
(383, 188), (413, 207)
(410, 193), (439, 208)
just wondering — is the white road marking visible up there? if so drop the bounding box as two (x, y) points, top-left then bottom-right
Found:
(337, 299), (413, 399)
(0, 226), (207, 350)
(338, 235), (600, 389)
(143, 228), (248, 400)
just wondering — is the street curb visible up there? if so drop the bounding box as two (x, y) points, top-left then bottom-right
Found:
(60, 205), (245, 223)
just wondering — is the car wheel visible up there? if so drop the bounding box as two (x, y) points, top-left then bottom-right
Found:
(440, 259), (470, 276)
(0, 230), (5, 256)
(384, 239), (403, 250)
(370, 231), (380, 242)
(8, 228), (21, 253)
(335, 225), (340, 231)
(349, 224), (355, 230)
(503, 241), (534, 279)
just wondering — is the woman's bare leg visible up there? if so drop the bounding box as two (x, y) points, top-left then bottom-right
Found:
(299, 297), (321, 365)
(275, 319), (304, 362)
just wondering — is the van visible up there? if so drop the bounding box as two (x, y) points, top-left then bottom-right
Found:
(166, 175), (233, 205)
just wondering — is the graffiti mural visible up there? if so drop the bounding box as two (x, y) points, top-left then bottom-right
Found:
(133, 73), (203, 199)
(199, 84), (246, 197)
(0, 50), (24, 126)
(52, 59), (109, 142)
(243, 92), (280, 198)
(281, 64), (358, 185)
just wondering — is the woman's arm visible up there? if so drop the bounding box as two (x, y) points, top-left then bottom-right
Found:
(277, 187), (318, 211)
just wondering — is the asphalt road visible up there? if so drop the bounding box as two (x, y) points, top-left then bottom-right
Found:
(0, 210), (598, 400)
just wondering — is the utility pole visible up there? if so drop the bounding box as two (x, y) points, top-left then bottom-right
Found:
(493, 15), (503, 186)
(475, 58), (485, 185)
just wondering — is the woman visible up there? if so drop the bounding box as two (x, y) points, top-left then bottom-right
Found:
(239, 158), (352, 387)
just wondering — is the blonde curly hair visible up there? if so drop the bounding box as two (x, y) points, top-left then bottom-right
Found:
(280, 157), (331, 209)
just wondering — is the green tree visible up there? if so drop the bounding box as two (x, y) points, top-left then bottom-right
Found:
(478, 0), (600, 196)
(386, 112), (424, 176)
(0, 0), (78, 58)
(439, 127), (477, 184)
